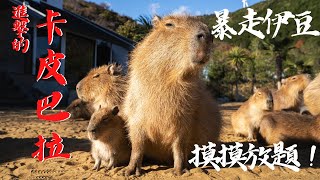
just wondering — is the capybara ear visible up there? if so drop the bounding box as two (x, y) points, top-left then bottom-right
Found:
(152, 15), (161, 26)
(108, 64), (116, 75)
(112, 106), (119, 116)
(108, 64), (122, 75)
(253, 86), (258, 93)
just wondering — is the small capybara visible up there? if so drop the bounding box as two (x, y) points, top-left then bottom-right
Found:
(231, 88), (273, 140)
(272, 74), (311, 112)
(258, 111), (319, 145)
(87, 106), (130, 171)
(304, 73), (320, 116)
(66, 98), (94, 120)
(123, 15), (221, 176)
(76, 64), (126, 112)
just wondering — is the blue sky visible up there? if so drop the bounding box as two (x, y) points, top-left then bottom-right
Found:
(89, 0), (264, 19)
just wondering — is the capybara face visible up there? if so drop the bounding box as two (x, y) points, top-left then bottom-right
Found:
(282, 74), (311, 92)
(66, 99), (92, 119)
(66, 99), (83, 118)
(76, 64), (122, 102)
(151, 15), (212, 69)
(253, 88), (273, 111)
(87, 106), (119, 140)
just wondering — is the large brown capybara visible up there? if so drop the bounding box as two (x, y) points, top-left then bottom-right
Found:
(87, 106), (130, 171)
(272, 74), (311, 112)
(76, 64), (127, 112)
(123, 15), (221, 176)
(231, 88), (273, 140)
(304, 73), (320, 116)
(258, 111), (319, 145)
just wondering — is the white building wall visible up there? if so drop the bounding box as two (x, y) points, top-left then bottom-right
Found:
(112, 44), (129, 70)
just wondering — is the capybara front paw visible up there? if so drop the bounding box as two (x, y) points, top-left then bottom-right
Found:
(106, 165), (114, 170)
(125, 166), (136, 176)
(175, 168), (189, 176)
(247, 138), (254, 141)
(165, 168), (189, 176)
(92, 165), (100, 171)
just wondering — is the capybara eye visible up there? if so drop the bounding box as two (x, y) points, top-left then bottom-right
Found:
(165, 23), (174, 27)
(197, 34), (205, 40)
(292, 77), (297, 80)
(93, 74), (100, 78)
(103, 118), (108, 121)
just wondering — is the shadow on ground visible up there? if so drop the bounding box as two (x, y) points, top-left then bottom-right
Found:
(0, 137), (90, 164)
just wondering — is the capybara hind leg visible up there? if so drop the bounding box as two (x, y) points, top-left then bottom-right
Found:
(172, 138), (185, 176)
(125, 133), (145, 176)
(247, 126), (255, 141)
(92, 158), (101, 171)
(184, 149), (190, 170)
(106, 156), (115, 170)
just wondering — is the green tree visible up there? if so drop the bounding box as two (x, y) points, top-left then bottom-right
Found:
(227, 47), (250, 101)
(137, 15), (153, 30)
(116, 20), (146, 41)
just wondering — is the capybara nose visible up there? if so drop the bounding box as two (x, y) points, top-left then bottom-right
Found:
(76, 82), (80, 90)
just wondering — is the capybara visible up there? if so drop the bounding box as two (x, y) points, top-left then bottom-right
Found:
(272, 74), (311, 112)
(258, 111), (319, 145)
(304, 73), (320, 116)
(87, 106), (130, 170)
(76, 64), (126, 112)
(231, 88), (273, 140)
(66, 98), (94, 120)
(123, 15), (221, 176)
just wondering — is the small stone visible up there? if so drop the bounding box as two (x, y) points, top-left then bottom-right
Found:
(82, 165), (89, 171)
(7, 163), (16, 169)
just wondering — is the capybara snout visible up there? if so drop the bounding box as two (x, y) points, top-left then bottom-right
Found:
(87, 120), (99, 140)
(192, 24), (212, 64)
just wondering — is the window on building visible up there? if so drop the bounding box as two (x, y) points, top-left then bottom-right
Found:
(96, 40), (111, 66)
(35, 28), (61, 78)
(65, 33), (95, 88)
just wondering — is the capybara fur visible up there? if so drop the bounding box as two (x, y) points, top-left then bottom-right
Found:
(123, 15), (221, 176)
(304, 73), (320, 116)
(76, 64), (126, 112)
(231, 88), (273, 140)
(258, 111), (319, 145)
(66, 98), (94, 120)
(272, 74), (311, 112)
(87, 106), (130, 171)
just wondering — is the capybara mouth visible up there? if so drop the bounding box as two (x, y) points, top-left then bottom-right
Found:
(78, 95), (86, 101)
(192, 59), (207, 65)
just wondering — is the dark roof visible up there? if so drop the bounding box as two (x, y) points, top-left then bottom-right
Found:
(9, 0), (135, 50)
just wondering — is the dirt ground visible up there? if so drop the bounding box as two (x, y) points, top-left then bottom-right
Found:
(1, 102), (320, 179)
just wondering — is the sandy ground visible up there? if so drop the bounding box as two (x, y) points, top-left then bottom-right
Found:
(1, 102), (320, 179)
